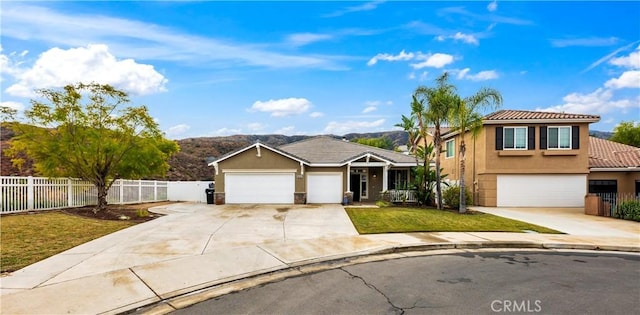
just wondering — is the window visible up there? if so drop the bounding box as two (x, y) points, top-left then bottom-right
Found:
(445, 139), (455, 158)
(588, 180), (617, 194)
(388, 169), (409, 190)
(504, 127), (527, 150)
(548, 126), (571, 149)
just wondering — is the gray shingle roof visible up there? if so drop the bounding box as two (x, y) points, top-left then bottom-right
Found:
(279, 136), (418, 165)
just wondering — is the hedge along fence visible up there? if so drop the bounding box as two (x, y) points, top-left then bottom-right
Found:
(0, 176), (169, 214)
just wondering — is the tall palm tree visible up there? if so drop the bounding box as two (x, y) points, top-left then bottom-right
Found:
(415, 73), (456, 209)
(449, 88), (502, 213)
(394, 114), (419, 155)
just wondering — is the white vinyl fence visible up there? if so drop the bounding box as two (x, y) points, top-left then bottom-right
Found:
(0, 176), (169, 214)
(167, 181), (214, 203)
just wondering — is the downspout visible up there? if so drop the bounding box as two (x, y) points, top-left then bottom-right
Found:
(472, 135), (476, 205)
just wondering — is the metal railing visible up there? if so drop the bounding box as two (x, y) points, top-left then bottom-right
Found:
(0, 176), (168, 214)
(593, 192), (639, 218)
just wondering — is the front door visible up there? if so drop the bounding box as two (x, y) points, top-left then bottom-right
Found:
(350, 174), (361, 202)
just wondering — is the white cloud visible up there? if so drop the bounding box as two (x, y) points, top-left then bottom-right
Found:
(250, 97), (312, 117)
(410, 53), (454, 69)
(487, 0), (498, 12)
(211, 127), (243, 136)
(275, 126), (296, 135)
(408, 72), (416, 80)
(582, 41), (640, 73)
(367, 50), (414, 66)
(419, 71), (429, 81)
(247, 122), (266, 131)
(604, 70), (640, 89)
(309, 112), (324, 118)
(551, 37), (619, 48)
(324, 119), (385, 134)
(4, 44), (167, 97)
(323, 1), (385, 18)
(365, 100), (382, 106)
(287, 33), (332, 47)
(609, 46), (640, 69)
(0, 101), (25, 111)
(363, 106), (377, 113)
(455, 68), (499, 81)
(0, 3), (341, 70)
(435, 32), (479, 45)
(165, 124), (190, 139)
(536, 88), (639, 115)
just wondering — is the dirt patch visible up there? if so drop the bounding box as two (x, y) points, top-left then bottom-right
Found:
(60, 201), (177, 223)
(276, 207), (290, 212)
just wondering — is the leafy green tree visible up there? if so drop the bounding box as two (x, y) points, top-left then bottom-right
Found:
(610, 121), (640, 147)
(353, 136), (394, 150)
(8, 83), (179, 212)
(415, 73), (456, 209)
(449, 87), (502, 213)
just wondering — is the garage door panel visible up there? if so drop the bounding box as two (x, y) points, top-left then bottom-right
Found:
(226, 173), (294, 204)
(307, 173), (343, 204)
(497, 175), (586, 207)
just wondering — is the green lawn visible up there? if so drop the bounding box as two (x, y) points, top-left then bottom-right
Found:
(345, 207), (561, 234)
(0, 212), (135, 273)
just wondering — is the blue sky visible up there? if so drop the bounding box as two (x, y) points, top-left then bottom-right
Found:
(1, 1), (638, 139)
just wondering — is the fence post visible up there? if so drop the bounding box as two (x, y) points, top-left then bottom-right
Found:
(154, 181), (158, 202)
(119, 179), (124, 204)
(67, 178), (73, 207)
(27, 176), (34, 210)
(138, 180), (142, 203)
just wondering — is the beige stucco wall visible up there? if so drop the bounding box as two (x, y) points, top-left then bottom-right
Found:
(215, 147), (304, 192)
(588, 171), (640, 195)
(437, 123), (592, 206)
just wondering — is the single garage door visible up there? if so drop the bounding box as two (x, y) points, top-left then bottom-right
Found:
(225, 172), (295, 204)
(307, 173), (343, 203)
(497, 174), (586, 207)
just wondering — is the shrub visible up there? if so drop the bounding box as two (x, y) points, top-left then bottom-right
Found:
(442, 185), (472, 210)
(376, 200), (392, 208)
(614, 200), (640, 222)
(136, 208), (150, 218)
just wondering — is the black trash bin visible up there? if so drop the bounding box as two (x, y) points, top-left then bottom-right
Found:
(205, 188), (215, 204)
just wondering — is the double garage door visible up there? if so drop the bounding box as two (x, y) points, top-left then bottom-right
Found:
(225, 173), (295, 204)
(224, 172), (343, 204)
(497, 174), (586, 207)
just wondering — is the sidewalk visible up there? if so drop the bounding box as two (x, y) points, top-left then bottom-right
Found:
(1, 206), (639, 314)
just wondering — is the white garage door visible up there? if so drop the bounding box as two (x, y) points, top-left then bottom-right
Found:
(225, 173), (295, 204)
(497, 175), (586, 207)
(307, 173), (343, 203)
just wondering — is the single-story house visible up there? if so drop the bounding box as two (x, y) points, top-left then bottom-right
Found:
(208, 136), (420, 204)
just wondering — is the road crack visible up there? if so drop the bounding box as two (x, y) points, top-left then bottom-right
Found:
(340, 268), (405, 315)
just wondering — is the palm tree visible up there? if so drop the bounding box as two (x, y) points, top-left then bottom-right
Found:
(394, 114), (419, 155)
(449, 88), (502, 213)
(415, 73), (456, 209)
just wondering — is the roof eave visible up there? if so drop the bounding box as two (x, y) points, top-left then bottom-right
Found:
(590, 167), (640, 172)
(483, 118), (600, 125)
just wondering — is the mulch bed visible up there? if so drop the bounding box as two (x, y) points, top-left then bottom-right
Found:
(60, 201), (176, 222)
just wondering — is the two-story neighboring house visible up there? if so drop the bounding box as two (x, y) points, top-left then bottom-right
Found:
(437, 110), (601, 207)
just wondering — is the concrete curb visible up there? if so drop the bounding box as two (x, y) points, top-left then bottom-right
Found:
(132, 242), (640, 315)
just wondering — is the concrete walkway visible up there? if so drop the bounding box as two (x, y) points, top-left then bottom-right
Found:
(1, 203), (639, 315)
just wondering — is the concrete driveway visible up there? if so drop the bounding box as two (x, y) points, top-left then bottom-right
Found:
(1, 203), (358, 293)
(472, 206), (640, 238)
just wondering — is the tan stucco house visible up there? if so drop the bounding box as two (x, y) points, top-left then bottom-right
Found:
(588, 136), (640, 196)
(436, 109), (603, 207)
(208, 136), (419, 204)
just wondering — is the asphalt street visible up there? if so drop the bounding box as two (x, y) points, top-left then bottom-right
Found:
(171, 251), (640, 315)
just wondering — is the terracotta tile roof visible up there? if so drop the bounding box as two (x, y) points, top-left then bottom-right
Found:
(279, 136), (418, 165)
(484, 109), (600, 121)
(589, 136), (640, 168)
